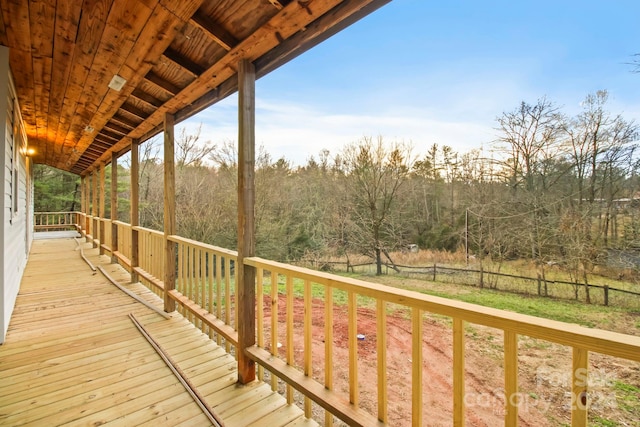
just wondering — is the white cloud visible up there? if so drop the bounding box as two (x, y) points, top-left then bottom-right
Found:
(182, 96), (496, 166)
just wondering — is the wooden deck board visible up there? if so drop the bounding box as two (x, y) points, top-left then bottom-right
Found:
(0, 237), (317, 427)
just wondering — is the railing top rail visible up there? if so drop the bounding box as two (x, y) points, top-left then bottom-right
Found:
(244, 256), (640, 362)
(132, 225), (165, 237)
(34, 211), (80, 215)
(113, 220), (131, 227)
(168, 235), (238, 257)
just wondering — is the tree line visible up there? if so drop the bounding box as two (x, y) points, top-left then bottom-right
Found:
(35, 91), (639, 285)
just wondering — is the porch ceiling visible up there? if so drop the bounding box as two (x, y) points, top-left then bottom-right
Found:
(0, 0), (389, 176)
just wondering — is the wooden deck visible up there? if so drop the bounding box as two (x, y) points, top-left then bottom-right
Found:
(0, 237), (316, 427)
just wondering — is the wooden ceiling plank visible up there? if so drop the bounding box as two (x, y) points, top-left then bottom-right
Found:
(32, 56), (52, 151)
(1, 0), (31, 51)
(47, 0), (83, 169)
(122, 0), (345, 145)
(191, 8), (239, 51)
(29, 1), (56, 165)
(63, 0), (155, 168)
(145, 71), (181, 95)
(158, 0), (204, 21)
(54, 0), (112, 168)
(29, 0), (56, 57)
(71, 3), (189, 173)
(8, 49), (36, 136)
(163, 47), (206, 76)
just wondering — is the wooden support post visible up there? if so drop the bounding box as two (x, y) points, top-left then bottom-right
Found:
(92, 170), (98, 247)
(130, 139), (140, 283)
(79, 176), (85, 234)
(111, 153), (118, 263)
(164, 114), (176, 313)
(80, 176), (86, 217)
(237, 58), (256, 384)
(84, 175), (90, 237)
(99, 163), (106, 255)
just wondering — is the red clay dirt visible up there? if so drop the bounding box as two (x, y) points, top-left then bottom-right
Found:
(261, 294), (557, 426)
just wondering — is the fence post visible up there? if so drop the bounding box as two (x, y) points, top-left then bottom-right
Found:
(604, 285), (609, 307)
(479, 264), (484, 289)
(433, 263), (437, 282)
(537, 274), (542, 296)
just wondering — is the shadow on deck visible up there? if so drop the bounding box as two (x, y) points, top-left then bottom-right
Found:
(0, 237), (315, 427)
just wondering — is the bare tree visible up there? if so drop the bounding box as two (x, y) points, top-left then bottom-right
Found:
(341, 136), (413, 275)
(176, 124), (216, 167)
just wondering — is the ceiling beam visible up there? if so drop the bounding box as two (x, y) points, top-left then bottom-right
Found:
(191, 9), (239, 51)
(163, 47), (205, 76)
(110, 114), (139, 130)
(103, 121), (130, 136)
(144, 71), (181, 95)
(98, 128), (124, 142)
(120, 103), (151, 121)
(130, 88), (164, 108)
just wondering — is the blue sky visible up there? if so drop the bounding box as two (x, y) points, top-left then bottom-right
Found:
(184, 0), (640, 165)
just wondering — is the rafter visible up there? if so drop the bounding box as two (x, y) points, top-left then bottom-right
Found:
(191, 9), (239, 51)
(130, 88), (164, 109)
(94, 134), (118, 146)
(103, 121), (130, 136)
(109, 114), (139, 130)
(144, 71), (181, 95)
(163, 47), (205, 76)
(120, 103), (150, 121)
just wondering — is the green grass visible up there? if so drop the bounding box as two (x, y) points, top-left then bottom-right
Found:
(591, 416), (618, 427)
(345, 272), (640, 334)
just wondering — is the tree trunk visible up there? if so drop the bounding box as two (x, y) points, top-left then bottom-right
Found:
(375, 246), (382, 275)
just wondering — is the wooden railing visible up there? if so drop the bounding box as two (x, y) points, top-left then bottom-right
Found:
(68, 213), (640, 427)
(34, 211), (79, 231)
(170, 235), (239, 352)
(243, 257), (640, 427)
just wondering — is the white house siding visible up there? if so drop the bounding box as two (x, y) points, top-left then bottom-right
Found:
(0, 46), (32, 344)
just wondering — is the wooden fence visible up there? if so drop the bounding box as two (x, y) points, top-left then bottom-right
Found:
(298, 260), (640, 309)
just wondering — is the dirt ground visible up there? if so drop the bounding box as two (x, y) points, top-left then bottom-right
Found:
(261, 294), (640, 426)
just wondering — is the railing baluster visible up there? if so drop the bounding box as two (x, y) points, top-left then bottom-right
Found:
(412, 307), (423, 427)
(225, 257), (232, 353)
(348, 290), (358, 406)
(208, 251), (215, 338)
(177, 241), (184, 316)
(572, 348), (588, 427)
(504, 331), (518, 426)
(304, 279), (312, 418)
(453, 318), (465, 427)
(377, 299), (388, 423)
(257, 267), (265, 381)
(325, 285), (334, 427)
(216, 255), (223, 346)
(286, 274), (294, 404)
(197, 247), (204, 331)
(271, 270), (279, 391)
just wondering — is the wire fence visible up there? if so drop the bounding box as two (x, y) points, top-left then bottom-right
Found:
(295, 259), (640, 310)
